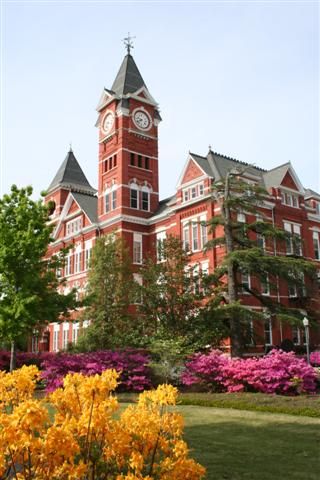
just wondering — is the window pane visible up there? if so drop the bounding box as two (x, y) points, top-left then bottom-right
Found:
(130, 188), (138, 209)
(105, 193), (110, 212)
(142, 191), (149, 211)
(112, 190), (117, 210)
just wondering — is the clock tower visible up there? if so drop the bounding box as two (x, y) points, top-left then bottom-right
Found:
(96, 48), (161, 226)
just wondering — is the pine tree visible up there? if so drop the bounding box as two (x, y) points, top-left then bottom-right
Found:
(205, 167), (317, 356)
(0, 185), (75, 370)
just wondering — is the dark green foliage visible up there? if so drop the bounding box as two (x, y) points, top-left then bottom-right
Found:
(0, 185), (76, 368)
(138, 236), (228, 348)
(77, 236), (141, 350)
(205, 169), (317, 355)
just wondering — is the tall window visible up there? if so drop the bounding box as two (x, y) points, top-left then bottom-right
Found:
(112, 190), (117, 210)
(284, 222), (302, 256)
(62, 324), (69, 349)
(130, 152), (135, 166)
(74, 251), (81, 273)
(192, 222), (199, 251)
(264, 318), (273, 346)
(313, 231), (320, 260)
(142, 189), (149, 211)
(145, 157), (150, 170)
(183, 225), (190, 251)
(53, 325), (60, 352)
(261, 275), (270, 295)
(240, 270), (250, 293)
(130, 185), (138, 209)
(200, 220), (207, 248)
(133, 233), (143, 264)
(105, 192), (110, 213)
(66, 255), (72, 276)
(72, 323), (79, 344)
(85, 247), (91, 270)
(156, 231), (166, 261)
(257, 234), (265, 250)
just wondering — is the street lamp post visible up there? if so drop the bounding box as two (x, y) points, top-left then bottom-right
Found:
(302, 317), (310, 365)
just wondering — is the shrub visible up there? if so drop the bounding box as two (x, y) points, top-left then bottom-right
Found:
(182, 349), (317, 395)
(0, 366), (205, 480)
(310, 351), (320, 366)
(40, 350), (152, 393)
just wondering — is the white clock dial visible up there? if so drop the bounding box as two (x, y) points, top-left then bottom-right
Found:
(133, 110), (151, 130)
(102, 112), (114, 134)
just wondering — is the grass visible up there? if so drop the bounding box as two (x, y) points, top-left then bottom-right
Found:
(118, 391), (320, 417)
(178, 391), (320, 418)
(178, 405), (320, 480)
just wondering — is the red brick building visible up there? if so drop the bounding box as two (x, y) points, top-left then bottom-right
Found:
(37, 51), (320, 354)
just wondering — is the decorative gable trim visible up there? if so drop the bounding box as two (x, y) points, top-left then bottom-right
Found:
(280, 164), (305, 194)
(176, 154), (209, 188)
(53, 193), (96, 240)
(129, 86), (158, 106)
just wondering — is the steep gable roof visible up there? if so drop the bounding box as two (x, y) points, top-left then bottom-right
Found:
(72, 193), (98, 223)
(47, 149), (96, 195)
(263, 162), (304, 193)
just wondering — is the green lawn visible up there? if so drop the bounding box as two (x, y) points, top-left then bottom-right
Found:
(179, 405), (320, 480)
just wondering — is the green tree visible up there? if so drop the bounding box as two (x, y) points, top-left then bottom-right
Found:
(205, 168), (317, 356)
(0, 185), (75, 370)
(77, 235), (139, 350)
(139, 235), (221, 346)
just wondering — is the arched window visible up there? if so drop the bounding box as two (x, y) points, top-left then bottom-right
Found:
(130, 181), (139, 209)
(141, 185), (151, 211)
(105, 183), (117, 213)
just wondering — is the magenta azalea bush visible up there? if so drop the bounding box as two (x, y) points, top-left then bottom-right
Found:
(310, 351), (320, 367)
(0, 350), (152, 393)
(182, 349), (317, 395)
(40, 350), (152, 392)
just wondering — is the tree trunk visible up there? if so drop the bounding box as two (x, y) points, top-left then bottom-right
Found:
(224, 172), (243, 357)
(10, 340), (17, 372)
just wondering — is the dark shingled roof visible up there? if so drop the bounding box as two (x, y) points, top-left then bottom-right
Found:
(153, 195), (176, 216)
(111, 54), (146, 95)
(190, 150), (266, 183)
(72, 192), (98, 223)
(305, 188), (320, 200)
(48, 150), (96, 195)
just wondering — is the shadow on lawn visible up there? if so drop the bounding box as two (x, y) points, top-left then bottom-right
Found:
(184, 418), (320, 480)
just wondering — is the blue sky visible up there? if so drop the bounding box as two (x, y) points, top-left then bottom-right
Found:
(1, 1), (319, 199)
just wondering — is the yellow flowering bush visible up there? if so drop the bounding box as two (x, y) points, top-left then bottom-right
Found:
(0, 366), (205, 479)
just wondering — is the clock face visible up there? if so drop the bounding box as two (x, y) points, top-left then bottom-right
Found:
(102, 112), (114, 134)
(133, 110), (151, 130)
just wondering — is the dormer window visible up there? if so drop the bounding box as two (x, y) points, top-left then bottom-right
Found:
(281, 190), (299, 208)
(182, 182), (205, 203)
(66, 216), (82, 236)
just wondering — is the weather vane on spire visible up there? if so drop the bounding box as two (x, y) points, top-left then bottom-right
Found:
(123, 32), (136, 55)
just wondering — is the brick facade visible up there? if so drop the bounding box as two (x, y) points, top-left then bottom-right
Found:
(33, 52), (320, 354)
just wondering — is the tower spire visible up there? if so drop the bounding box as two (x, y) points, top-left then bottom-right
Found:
(123, 32), (136, 55)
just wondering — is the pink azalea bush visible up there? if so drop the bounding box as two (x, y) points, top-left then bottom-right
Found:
(310, 351), (320, 367)
(182, 349), (317, 395)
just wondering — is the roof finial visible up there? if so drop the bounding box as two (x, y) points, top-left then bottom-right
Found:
(208, 144), (212, 152)
(123, 32), (135, 55)
(69, 142), (73, 153)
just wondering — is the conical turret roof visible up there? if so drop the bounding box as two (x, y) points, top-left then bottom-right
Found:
(47, 149), (96, 195)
